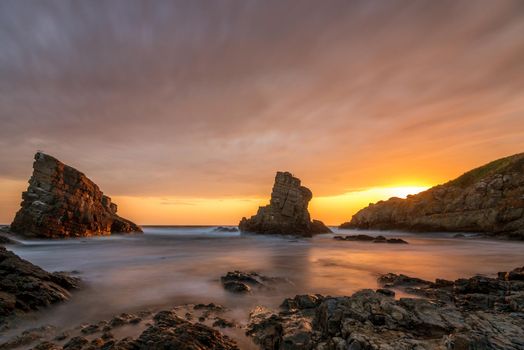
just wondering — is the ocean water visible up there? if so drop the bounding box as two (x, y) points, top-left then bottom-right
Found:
(2, 227), (524, 347)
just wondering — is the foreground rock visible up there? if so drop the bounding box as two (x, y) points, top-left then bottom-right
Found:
(341, 152), (524, 239)
(2, 307), (239, 350)
(0, 246), (80, 326)
(334, 234), (408, 244)
(247, 267), (524, 349)
(221, 271), (291, 294)
(10, 152), (142, 238)
(239, 172), (331, 236)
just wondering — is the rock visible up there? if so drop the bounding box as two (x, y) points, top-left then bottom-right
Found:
(247, 268), (524, 350)
(220, 271), (290, 294)
(239, 171), (331, 236)
(63, 336), (88, 350)
(454, 233), (466, 238)
(0, 234), (16, 245)
(0, 246), (80, 325)
(1, 325), (56, 349)
(223, 281), (251, 294)
(10, 152), (142, 238)
(132, 310), (239, 349)
(333, 235), (408, 244)
(340, 153), (524, 239)
(213, 226), (239, 233)
(32, 341), (62, 350)
(212, 317), (237, 328)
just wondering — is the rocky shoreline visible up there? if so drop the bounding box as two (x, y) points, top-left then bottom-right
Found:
(2, 246), (523, 350)
(341, 153), (524, 240)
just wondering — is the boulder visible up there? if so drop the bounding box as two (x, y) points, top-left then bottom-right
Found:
(220, 271), (291, 294)
(239, 172), (331, 236)
(340, 152), (524, 239)
(10, 152), (142, 238)
(0, 246), (80, 326)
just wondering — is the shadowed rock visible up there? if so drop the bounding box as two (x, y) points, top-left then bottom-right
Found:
(340, 152), (524, 239)
(0, 246), (80, 326)
(239, 171), (331, 236)
(10, 152), (142, 238)
(247, 267), (524, 350)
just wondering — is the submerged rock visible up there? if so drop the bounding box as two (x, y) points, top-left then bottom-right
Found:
(247, 267), (524, 350)
(340, 153), (524, 239)
(239, 171), (331, 236)
(0, 246), (80, 326)
(220, 271), (291, 294)
(213, 226), (239, 233)
(10, 152), (142, 238)
(333, 234), (408, 244)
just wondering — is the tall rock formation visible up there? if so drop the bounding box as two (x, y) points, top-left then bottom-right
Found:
(10, 152), (142, 238)
(239, 171), (331, 236)
(341, 153), (524, 239)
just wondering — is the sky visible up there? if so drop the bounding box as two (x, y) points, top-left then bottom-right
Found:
(1, 0), (523, 225)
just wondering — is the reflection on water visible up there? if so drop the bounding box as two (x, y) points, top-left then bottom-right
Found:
(2, 227), (524, 345)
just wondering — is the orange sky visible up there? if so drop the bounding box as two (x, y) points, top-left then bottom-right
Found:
(0, 1), (523, 225)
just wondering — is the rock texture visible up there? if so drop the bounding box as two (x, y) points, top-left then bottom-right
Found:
(239, 172), (331, 236)
(341, 153), (524, 239)
(0, 246), (80, 326)
(10, 152), (142, 238)
(247, 267), (524, 350)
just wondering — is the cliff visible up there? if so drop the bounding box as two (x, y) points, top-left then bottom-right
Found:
(341, 153), (524, 239)
(10, 152), (142, 238)
(239, 171), (331, 236)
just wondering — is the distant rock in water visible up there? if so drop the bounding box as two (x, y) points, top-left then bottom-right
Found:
(0, 246), (80, 326)
(10, 152), (142, 238)
(341, 153), (524, 239)
(239, 171), (331, 236)
(213, 226), (239, 233)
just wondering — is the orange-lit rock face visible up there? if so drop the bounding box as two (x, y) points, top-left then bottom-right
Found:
(343, 153), (524, 238)
(10, 152), (142, 238)
(239, 171), (331, 236)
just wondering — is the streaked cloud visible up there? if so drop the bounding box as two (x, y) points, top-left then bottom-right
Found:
(0, 0), (523, 223)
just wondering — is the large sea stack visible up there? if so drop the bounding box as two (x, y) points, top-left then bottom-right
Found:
(341, 153), (524, 239)
(10, 152), (142, 238)
(239, 171), (331, 236)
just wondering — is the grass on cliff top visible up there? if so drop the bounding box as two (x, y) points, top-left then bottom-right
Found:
(447, 152), (524, 188)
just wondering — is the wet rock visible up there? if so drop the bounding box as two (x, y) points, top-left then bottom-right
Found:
(1, 325), (56, 349)
(32, 342), (62, 350)
(247, 267), (524, 350)
(213, 226), (239, 233)
(334, 235), (408, 244)
(340, 153), (524, 239)
(10, 152), (142, 238)
(212, 317), (237, 328)
(193, 303), (226, 313)
(0, 247), (80, 325)
(220, 271), (290, 294)
(63, 336), (89, 350)
(223, 281), (251, 294)
(0, 234), (16, 245)
(239, 171), (331, 236)
(132, 310), (239, 349)
(377, 273), (432, 288)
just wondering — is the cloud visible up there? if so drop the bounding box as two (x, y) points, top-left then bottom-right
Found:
(0, 0), (523, 204)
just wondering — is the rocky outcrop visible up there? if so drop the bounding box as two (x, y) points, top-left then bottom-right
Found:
(0, 246), (80, 326)
(10, 152), (142, 238)
(239, 172), (331, 236)
(341, 153), (524, 239)
(247, 267), (524, 350)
